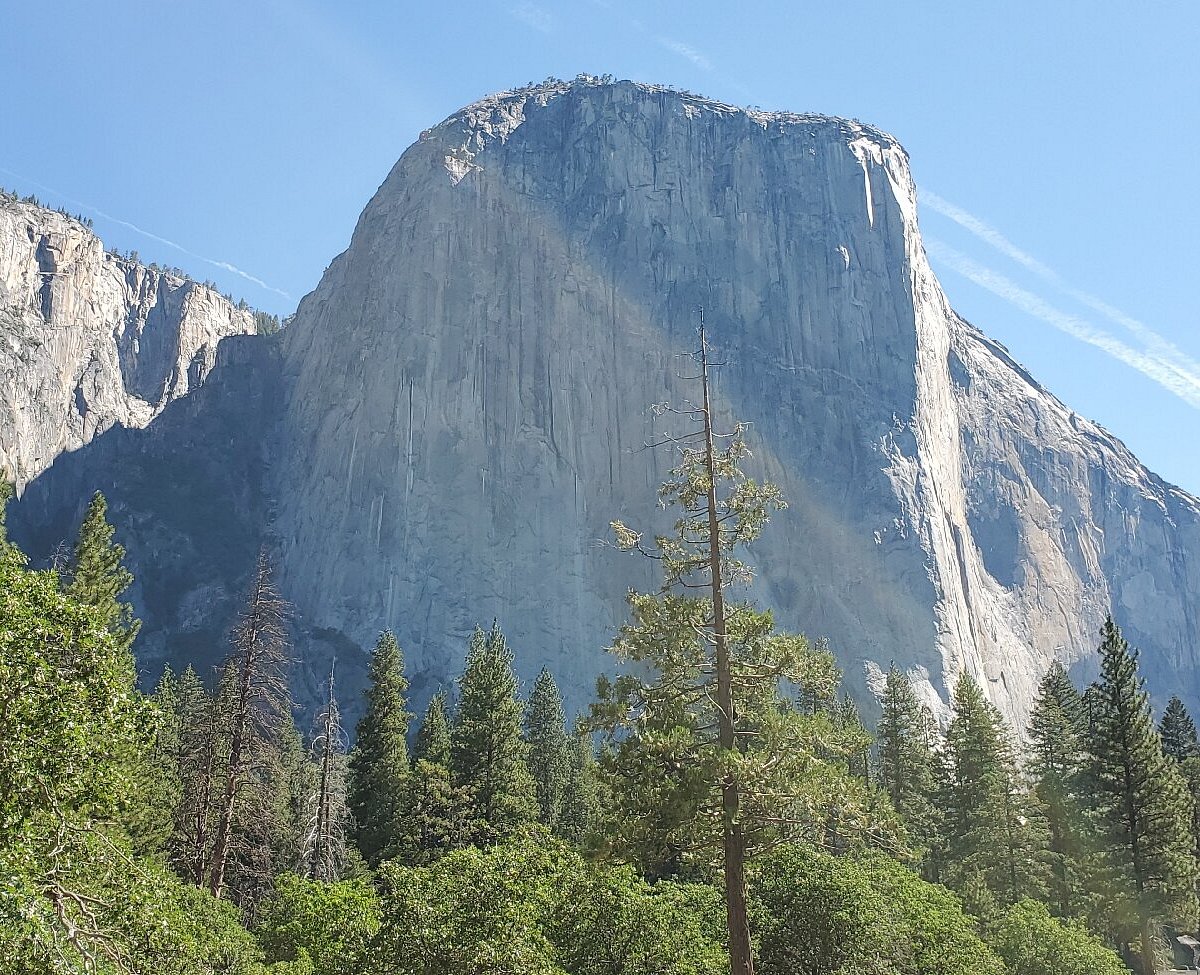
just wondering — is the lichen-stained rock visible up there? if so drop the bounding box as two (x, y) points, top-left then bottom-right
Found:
(0, 194), (255, 487)
(273, 78), (1200, 724)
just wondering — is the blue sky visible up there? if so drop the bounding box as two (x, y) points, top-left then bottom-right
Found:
(2, 1), (1197, 490)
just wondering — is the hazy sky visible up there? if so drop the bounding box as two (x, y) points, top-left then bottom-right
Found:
(2, 1), (1197, 490)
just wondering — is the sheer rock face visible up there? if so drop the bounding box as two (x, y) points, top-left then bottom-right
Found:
(274, 79), (1200, 722)
(10, 81), (1199, 723)
(0, 196), (255, 487)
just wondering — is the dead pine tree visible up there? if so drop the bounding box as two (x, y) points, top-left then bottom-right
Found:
(301, 660), (348, 881)
(208, 550), (292, 901)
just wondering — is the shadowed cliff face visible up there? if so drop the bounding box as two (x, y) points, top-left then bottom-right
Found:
(10, 81), (1199, 724)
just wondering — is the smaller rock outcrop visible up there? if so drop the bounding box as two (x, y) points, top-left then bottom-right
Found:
(0, 193), (256, 487)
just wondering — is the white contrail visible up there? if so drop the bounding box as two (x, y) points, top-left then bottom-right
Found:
(925, 238), (1200, 409)
(0, 168), (292, 301)
(921, 190), (1200, 378)
(509, 1), (553, 33)
(658, 38), (713, 71)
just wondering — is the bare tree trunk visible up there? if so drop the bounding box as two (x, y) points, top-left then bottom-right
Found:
(700, 326), (755, 975)
(313, 665), (336, 878)
(209, 650), (254, 898)
(1139, 920), (1157, 975)
(208, 553), (289, 900)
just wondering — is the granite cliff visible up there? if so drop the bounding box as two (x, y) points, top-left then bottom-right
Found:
(0, 193), (256, 488)
(9, 80), (1198, 722)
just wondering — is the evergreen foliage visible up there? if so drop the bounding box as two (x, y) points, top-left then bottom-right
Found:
(0, 477), (13, 554)
(372, 834), (728, 975)
(1026, 661), (1092, 918)
(526, 668), (573, 828)
(987, 899), (1128, 975)
(66, 491), (141, 652)
(559, 724), (602, 844)
(875, 664), (938, 867)
(1084, 616), (1198, 973)
(394, 688), (469, 862)
(450, 622), (539, 843)
(1161, 695), (1199, 762)
(347, 631), (411, 867)
(413, 690), (451, 767)
(750, 843), (1005, 975)
(935, 673), (1049, 914)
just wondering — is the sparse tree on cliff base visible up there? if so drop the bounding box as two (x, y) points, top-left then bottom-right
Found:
(301, 663), (349, 881)
(591, 326), (886, 975)
(1084, 617), (1197, 975)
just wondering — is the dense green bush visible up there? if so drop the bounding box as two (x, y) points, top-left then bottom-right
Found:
(257, 874), (381, 975)
(750, 844), (1004, 975)
(987, 900), (1127, 975)
(370, 833), (726, 975)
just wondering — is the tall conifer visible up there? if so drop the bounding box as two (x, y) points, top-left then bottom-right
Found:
(66, 491), (140, 652)
(413, 690), (452, 767)
(1160, 696), (1199, 762)
(937, 673), (1049, 913)
(1084, 617), (1198, 975)
(875, 664), (937, 867)
(398, 691), (468, 862)
(347, 630), (411, 867)
(559, 724), (601, 843)
(525, 668), (572, 827)
(450, 622), (538, 843)
(1026, 661), (1091, 918)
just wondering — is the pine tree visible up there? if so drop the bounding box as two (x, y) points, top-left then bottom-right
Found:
(937, 673), (1049, 914)
(559, 724), (601, 843)
(1085, 617), (1198, 975)
(65, 491), (140, 652)
(525, 668), (572, 827)
(1026, 661), (1091, 918)
(347, 630), (412, 867)
(1160, 696), (1199, 762)
(834, 696), (871, 783)
(594, 327), (891, 975)
(450, 622), (538, 843)
(875, 664), (938, 868)
(413, 690), (452, 767)
(396, 690), (469, 862)
(124, 666), (184, 855)
(208, 551), (292, 900)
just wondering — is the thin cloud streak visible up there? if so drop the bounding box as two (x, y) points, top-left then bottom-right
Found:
(921, 190), (1200, 380)
(509, 1), (554, 33)
(658, 37), (713, 71)
(925, 237), (1200, 409)
(0, 167), (292, 301)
